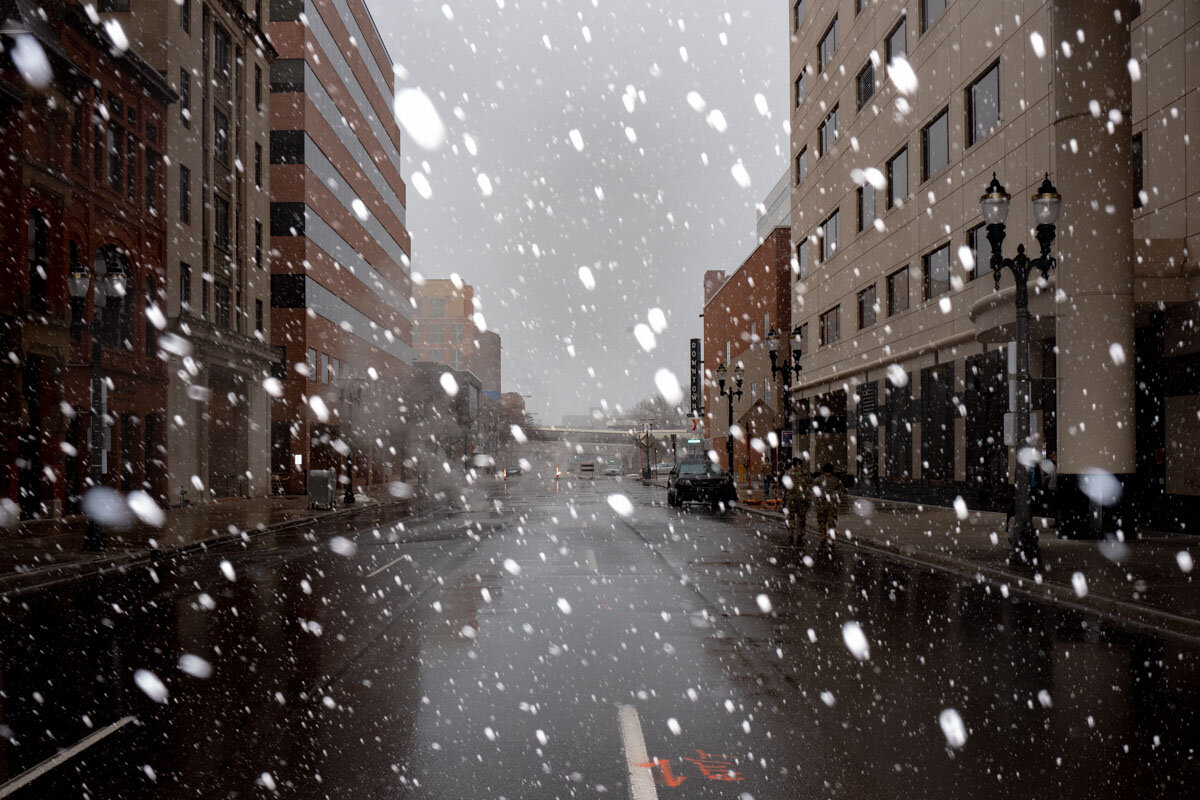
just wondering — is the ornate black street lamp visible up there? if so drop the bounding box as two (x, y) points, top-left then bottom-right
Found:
(766, 326), (804, 454)
(69, 253), (128, 552)
(714, 362), (744, 476)
(981, 171), (1061, 567)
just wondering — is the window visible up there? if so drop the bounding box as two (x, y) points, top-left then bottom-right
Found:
(180, 0), (190, 32)
(321, 352), (330, 385)
(821, 210), (839, 262)
(887, 267), (909, 315)
(307, 348), (317, 380)
(126, 131), (137, 200)
(145, 149), (158, 214)
(201, 277), (209, 319)
(967, 224), (987, 280)
(858, 285), (877, 329)
(795, 147), (807, 185)
(923, 244), (950, 299)
(819, 105), (839, 155)
(213, 26), (231, 87)
(818, 17), (838, 72)
(93, 118), (104, 183)
(1131, 0), (1144, 19)
(427, 324), (445, 342)
(428, 298), (446, 317)
(451, 324), (465, 343)
(1132, 132), (1144, 209)
(214, 195), (230, 252)
(887, 148), (908, 207)
(255, 300), (264, 333)
(214, 282), (232, 329)
(332, 358), (340, 382)
(856, 0), (866, 13)
(797, 239), (809, 278)
(106, 122), (124, 192)
(427, 349), (443, 363)
(922, 0), (946, 32)
(27, 209), (48, 314)
(179, 69), (190, 128)
(795, 72), (807, 107)
(254, 143), (263, 187)
(145, 278), (157, 356)
(856, 62), (875, 108)
(820, 306), (841, 346)
(179, 165), (191, 224)
(797, 322), (809, 356)
(967, 62), (1001, 146)
(255, 64), (263, 111)
(887, 17), (907, 64)
(99, 0), (130, 10)
(250, 221), (261, 271)
(71, 104), (84, 168)
(794, 0), (805, 30)
(858, 185), (876, 231)
(922, 108), (949, 180)
(214, 109), (230, 166)
(180, 262), (192, 311)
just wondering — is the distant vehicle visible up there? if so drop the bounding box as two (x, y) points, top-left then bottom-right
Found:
(504, 465), (523, 477)
(602, 465), (620, 477)
(667, 459), (736, 510)
(652, 461), (676, 476)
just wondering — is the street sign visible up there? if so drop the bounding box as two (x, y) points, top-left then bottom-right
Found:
(689, 338), (701, 415)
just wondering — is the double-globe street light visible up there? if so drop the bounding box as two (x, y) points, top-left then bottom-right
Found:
(714, 362), (744, 478)
(68, 253), (129, 552)
(766, 326), (804, 464)
(980, 171), (1061, 567)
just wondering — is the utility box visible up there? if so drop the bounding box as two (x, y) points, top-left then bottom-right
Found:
(308, 469), (337, 510)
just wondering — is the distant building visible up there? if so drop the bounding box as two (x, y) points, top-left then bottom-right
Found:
(471, 329), (502, 401)
(413, 279), (476, 370)
(500, 392), (527, 418)
(756, 168), (792, 242)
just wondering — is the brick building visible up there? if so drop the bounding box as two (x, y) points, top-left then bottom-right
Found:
(0, 1), (174, 517)
(702, 226), (793, 484)
(413, 279), (477, 371)
(268, 0), (412, 494)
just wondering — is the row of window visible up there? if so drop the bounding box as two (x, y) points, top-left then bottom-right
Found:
(795, 1), (1001, 188)
(178, 261), (264, 334)
(813, 230), (993, 348)
(412, 322), (467, 343)
(794, 0), (945, 39)
(306, 348), (347, 385)
(177, 163), (265, 265)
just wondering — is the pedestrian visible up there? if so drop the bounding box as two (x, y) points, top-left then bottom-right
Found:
(760, 460), (774, 501)
(815, 462), (844, 538)
(782, 457), (813, 545)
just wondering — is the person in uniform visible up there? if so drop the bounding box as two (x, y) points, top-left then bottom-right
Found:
(815, 462), (844, 538)
(782, 457), (813, 545)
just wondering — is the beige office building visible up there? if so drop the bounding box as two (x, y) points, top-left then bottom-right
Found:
(788, 0), (1198, 532)
(103, 2), (279, 501)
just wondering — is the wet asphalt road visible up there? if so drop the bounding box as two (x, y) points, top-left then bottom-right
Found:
(1, 477), (1197, 799)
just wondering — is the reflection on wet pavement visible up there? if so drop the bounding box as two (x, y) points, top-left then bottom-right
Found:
(0, 481), (1196, 798)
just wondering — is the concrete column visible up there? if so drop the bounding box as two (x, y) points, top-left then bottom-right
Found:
(1052, 0), (1136, 531)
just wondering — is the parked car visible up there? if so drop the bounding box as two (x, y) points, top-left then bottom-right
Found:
(652, 461), (676, 476)
(666, 459), (737, 510)
(602, 465), (621, 476)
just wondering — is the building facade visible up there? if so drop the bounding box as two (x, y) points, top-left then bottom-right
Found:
(268, 0), (412, 494)
(702, 226), (793, 484)
(789, 0), (1198, 530)
(0, 2), (174, 517)
(413, 279), (477, 370)
(103, 0), (279, 503)
(471, 329), (502, 401)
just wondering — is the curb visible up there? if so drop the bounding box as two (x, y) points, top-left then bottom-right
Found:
(0, 500), (423, 598)
(734, 505), (1200, 644)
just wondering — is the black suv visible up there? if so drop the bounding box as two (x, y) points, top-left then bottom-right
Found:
(667, 459), (736, 509)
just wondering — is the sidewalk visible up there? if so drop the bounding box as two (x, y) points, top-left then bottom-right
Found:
(0, 490), (417, 592)
(733, 494), (1199, 639)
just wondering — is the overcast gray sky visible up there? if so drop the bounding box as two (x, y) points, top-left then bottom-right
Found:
(368, 0), (789, 424)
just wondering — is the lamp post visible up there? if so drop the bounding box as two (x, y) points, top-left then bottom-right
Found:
(714, 362), (744, 476)
(68, 255), (128, 552)
(981, 171), (1061, 567)
(766, 326), (804, 457)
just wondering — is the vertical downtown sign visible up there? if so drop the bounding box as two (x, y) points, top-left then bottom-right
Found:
(689, 338), (702, 417)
